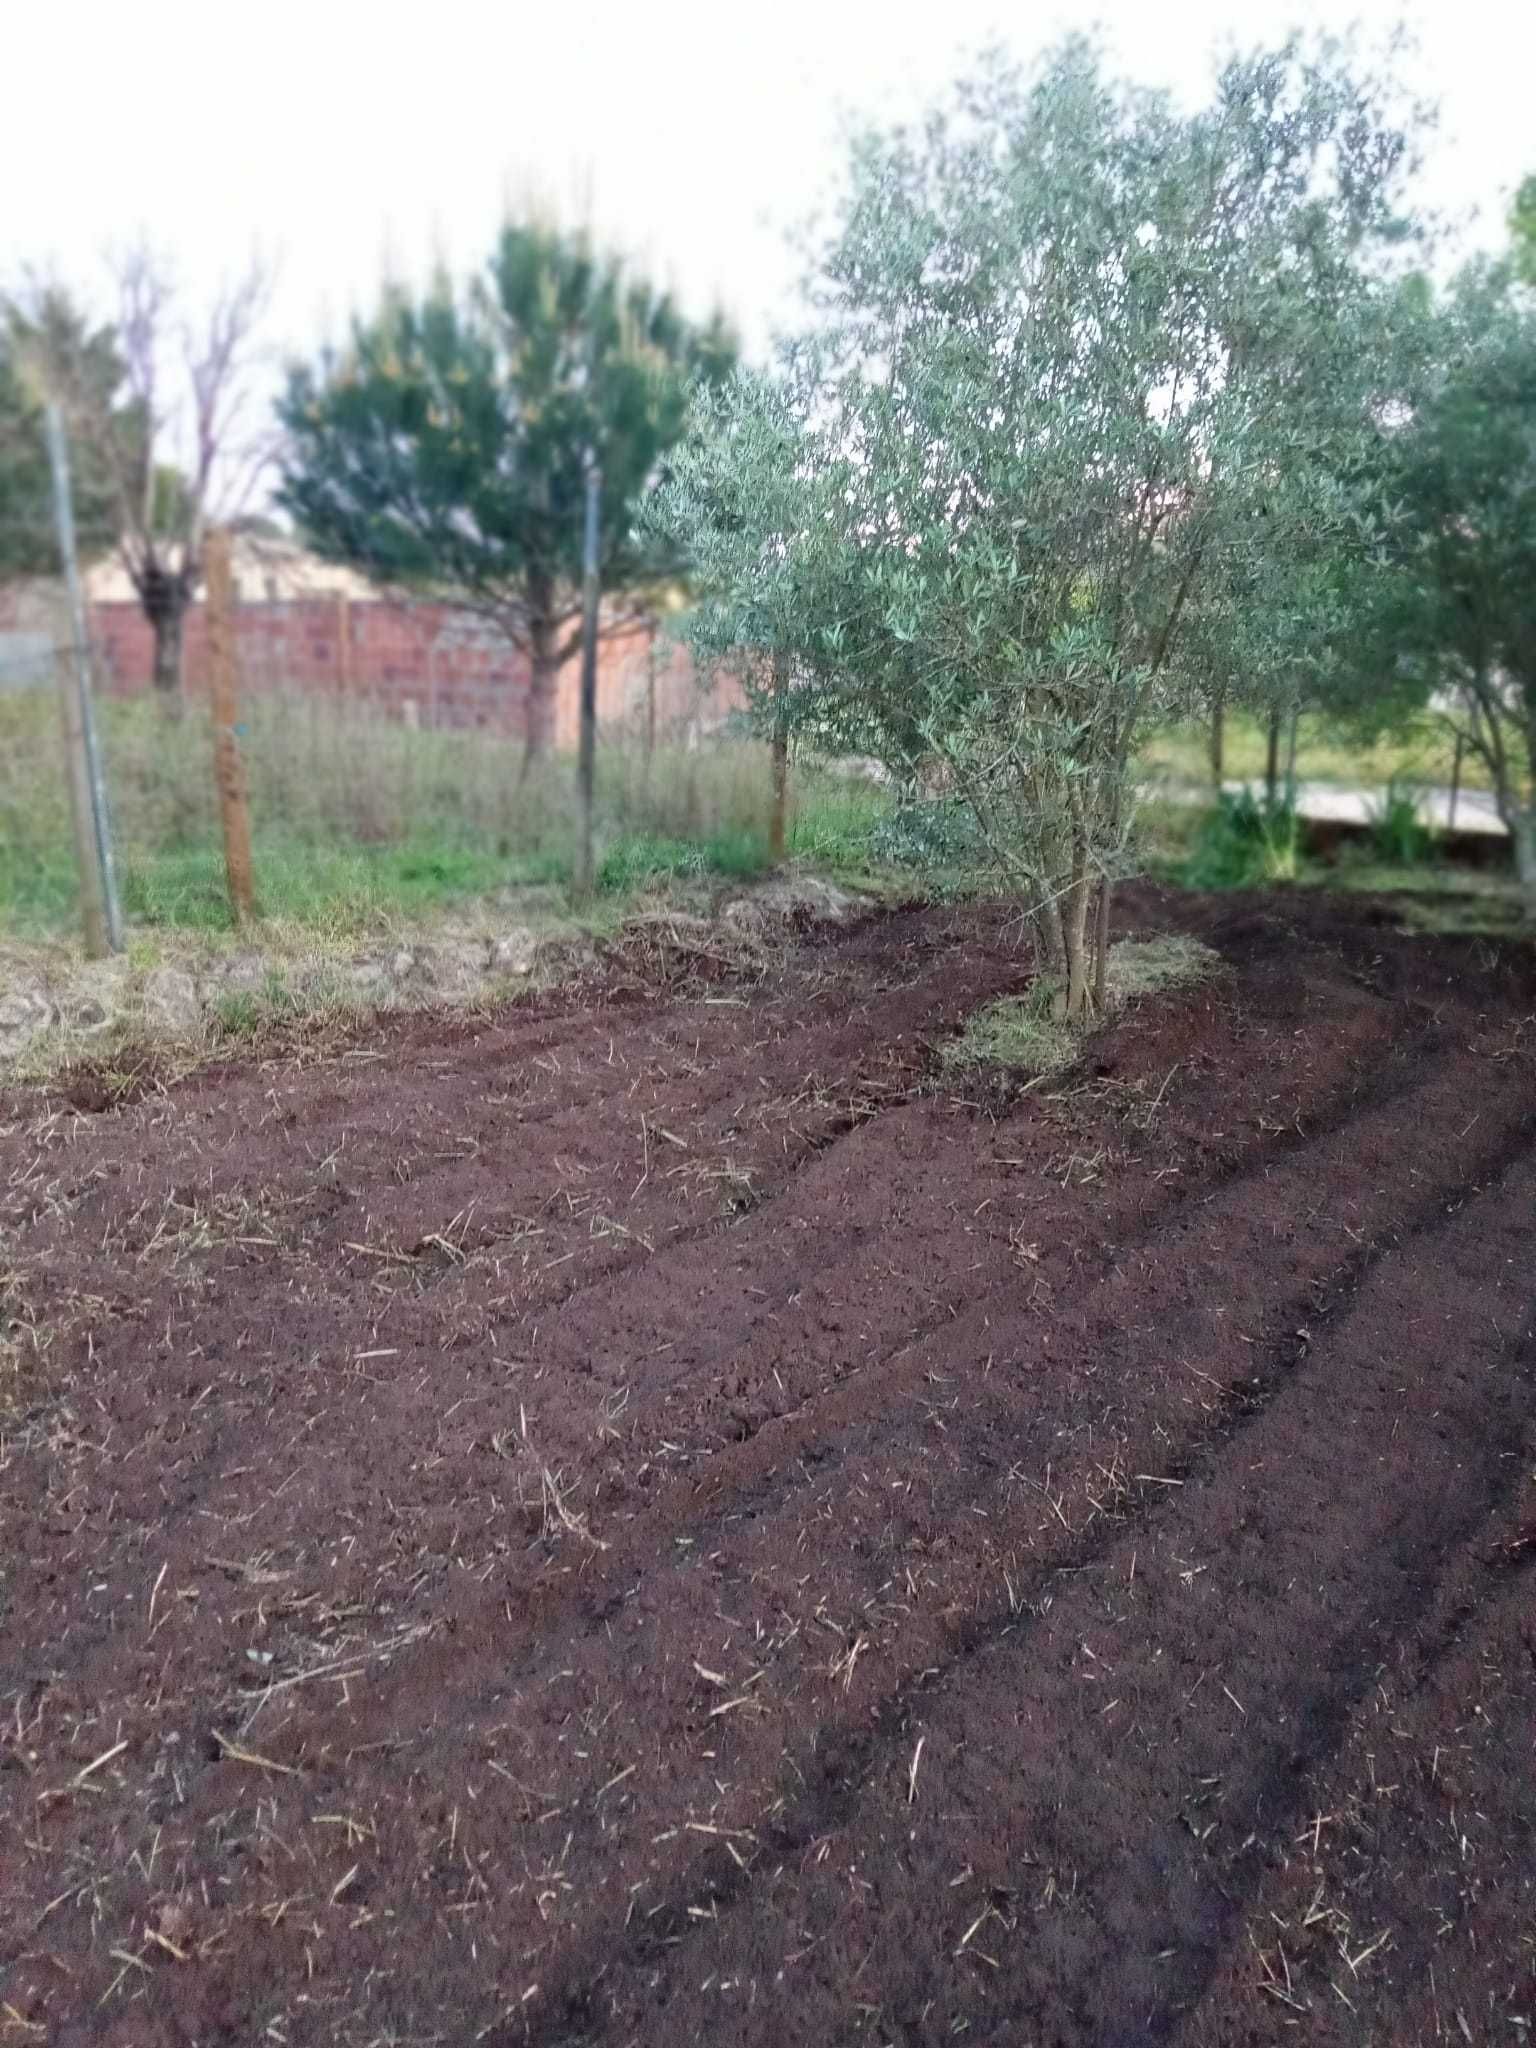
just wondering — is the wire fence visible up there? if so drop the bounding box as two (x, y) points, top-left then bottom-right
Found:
(0, 646), (889, 937)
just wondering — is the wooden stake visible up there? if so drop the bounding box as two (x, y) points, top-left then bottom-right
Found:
(205, 530), (256, 924)
(645, 634), (658, 764)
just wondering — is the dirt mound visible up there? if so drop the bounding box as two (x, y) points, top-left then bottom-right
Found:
(1, 887), (1532, 2046)
(0, 877), (876, 1074)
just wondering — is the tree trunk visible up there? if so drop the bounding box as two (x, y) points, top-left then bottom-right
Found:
(1210, 696), (1225, 790)
(1264, 707), (1282, 808)
(769, 653), (789, 864)
(151, 603), (186, 709)
(1093, 875), (1111, 1013)
(1059, 870), (1095, 1022)
(1034, 891), (1067, 994)
(522, 620), (560, 778)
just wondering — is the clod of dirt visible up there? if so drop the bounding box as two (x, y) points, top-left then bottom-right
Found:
(60, 996), (112, 1035)
(539, 932), (601, 975)
(721, 898), (769, 937)
(344, 958), (393, 997)
(399, 940), (491, 997)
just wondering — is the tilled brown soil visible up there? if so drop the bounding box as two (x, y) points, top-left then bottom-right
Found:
(1, 886), (1533, 2048)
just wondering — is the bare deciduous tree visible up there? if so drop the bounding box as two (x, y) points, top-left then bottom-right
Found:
(97, 248), (271, 700)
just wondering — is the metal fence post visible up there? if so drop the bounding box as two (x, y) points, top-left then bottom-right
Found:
(44, 400), (122, 954)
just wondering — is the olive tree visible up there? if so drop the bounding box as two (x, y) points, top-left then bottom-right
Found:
(1353, 261), (1536, 913)
(657, 39), (1420, 1017)
(645, 370), (858, 854)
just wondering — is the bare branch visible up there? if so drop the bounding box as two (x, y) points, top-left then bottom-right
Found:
(97, 244), (271, 599)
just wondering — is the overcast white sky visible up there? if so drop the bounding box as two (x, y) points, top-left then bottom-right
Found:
(4, 0), (1531, 371)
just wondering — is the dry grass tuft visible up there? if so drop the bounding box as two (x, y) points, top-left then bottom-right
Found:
(943, 992), (1078, 1080)
(1105, 935), (1225, 1001)
(946, 935), (1225, 1080)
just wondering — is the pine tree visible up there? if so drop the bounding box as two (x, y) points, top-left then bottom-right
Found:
(279, 223), (736, 767)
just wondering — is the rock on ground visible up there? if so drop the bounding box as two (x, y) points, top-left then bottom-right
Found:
(140, 968), (200, 1036)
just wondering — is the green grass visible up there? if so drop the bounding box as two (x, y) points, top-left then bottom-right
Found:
(18, 827), (775, 938)
(0, 829), (569, 937)
(788, 769), (896, 868)
(120, 838), (569, 933)
(3, 679), (1520, 946)
(0, 684), (918, 940)
(595, 827), (771, 892)
(0, 690), (810, 938)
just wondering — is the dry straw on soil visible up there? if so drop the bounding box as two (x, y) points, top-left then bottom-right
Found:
(944, 933), (1224, 1078)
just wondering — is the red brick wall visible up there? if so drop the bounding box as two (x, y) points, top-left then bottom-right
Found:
(85, 596), (745, 740)
(89, 597), (533, 732)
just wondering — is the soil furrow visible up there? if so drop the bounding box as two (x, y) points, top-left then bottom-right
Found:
(542, 1143), (1534, 2048)
(2, 892), (1532, 2048)
(22, 980), (1525, 2045)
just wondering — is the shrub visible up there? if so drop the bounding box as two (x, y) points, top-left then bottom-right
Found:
(1186, 790), (1299, 889)
(1367, 779), (1434, 865)
(870, 799), (980, 867)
